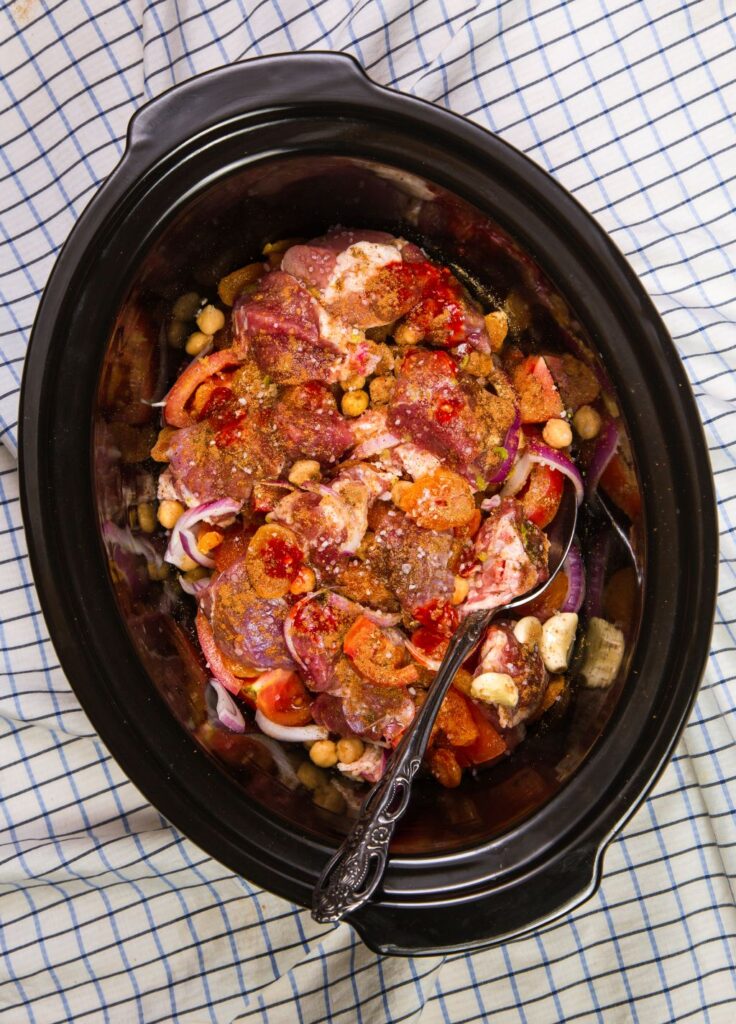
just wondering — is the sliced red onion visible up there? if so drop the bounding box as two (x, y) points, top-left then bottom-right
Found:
(179, 574), (211, 598)
(352, 431), (401, 460)
(196, 611), (244, 697)
(561, 540), (585, 613)
(585, 418), (620, 497)
(500, 450), (532, 498)
(165, 497), (242, 570)
(210, 679), (246, 732)
(526, 440), (584, 505)
(488, 406), (521, 485)
(254, 709), (327, 743)
(405, 638), (442, 672)
(361, 607), (401, 628)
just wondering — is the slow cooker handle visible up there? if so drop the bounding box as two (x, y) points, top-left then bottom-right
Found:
(125, 52), (380, 161)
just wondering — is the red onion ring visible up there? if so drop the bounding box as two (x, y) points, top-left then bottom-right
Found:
(210, 679), (245, 733)
(526, 440), (584, 504)
(405, 638), (442, 672)
(165, 497), (242, 570)
(585, 419), (620, 497)
(352, 432), (401, 460)
(179, 574), (211, 598)
(500, 451), (532, 498)
(488, 406), (521, 485)
(254, 709), (327, 743)
(561, 540), (585, 613)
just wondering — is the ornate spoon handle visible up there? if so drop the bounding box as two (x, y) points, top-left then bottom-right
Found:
(311, 609), (492, 924)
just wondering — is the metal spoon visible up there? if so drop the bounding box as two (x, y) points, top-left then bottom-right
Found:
(312, 477), (579, 924)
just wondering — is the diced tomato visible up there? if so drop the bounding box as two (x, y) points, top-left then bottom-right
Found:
(414, 599), (459, 636)
(600, 453), (642, 521)
(514, 569), (569, 622)
(249, 669), (312, 727)
(164, 349), (243, 428)
(518, 464), (564, 528)
(199, 385), (234, 423)
(213, 522), (255, 572)
(463, 699), (507, 764)
(410, 626), (449, 662)
(343, 615), (419, 687)
(512, 355), (564, 423)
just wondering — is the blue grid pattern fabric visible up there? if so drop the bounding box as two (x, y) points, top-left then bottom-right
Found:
(1, 1), (735, 1020)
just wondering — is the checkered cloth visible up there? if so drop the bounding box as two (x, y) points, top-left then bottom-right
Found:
(1, 2), (734, 1021)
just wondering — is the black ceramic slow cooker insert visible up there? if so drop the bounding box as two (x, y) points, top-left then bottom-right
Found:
(20, 54), (717, 955)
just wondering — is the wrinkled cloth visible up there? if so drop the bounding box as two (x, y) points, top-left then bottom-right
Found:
(1, 2), (735, 1022)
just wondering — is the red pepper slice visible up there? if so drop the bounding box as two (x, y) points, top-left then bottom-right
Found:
(248, 669), (312, 727)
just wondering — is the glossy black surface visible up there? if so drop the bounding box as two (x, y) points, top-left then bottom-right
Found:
(20, 54), (717, 955)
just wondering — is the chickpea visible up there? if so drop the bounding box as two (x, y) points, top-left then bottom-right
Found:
(167, 319), (187, 348)
(484, 309), (508, 351)
(289, 566), (316, 595)
(185, 331), (213, 357)
(573, 404), (602, 441)
(309, 739), (339, 768)
(288, 459), (321, 486)
(183, 566), (209, 585)
(336, 738), (365, 764)
(394, 322), (423, 346)
(369, 375), (395, 405)
(137, 502), (156, 534)
(342, 375), (366, 392)
(297, 761), (326, 791)
(172, 291), (201, 321)
(179, 553), (200, 573)
(196, 304), (226, 336)
(463, 351), (493, 377)
(451, 575), (470, 605)
(147, 561), (169, 581)
(374, 342), (395, 374)
(341, 390), (369, 418)
(312, 785), (346, 814)
(391, 480), (412, 508)
(543, 418), (573, 449)
(157, 499), (185, 530)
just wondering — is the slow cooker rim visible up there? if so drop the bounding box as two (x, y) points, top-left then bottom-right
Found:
(19, 53), (718, 953)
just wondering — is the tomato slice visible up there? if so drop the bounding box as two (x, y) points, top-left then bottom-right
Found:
(463, 699), (507, 764)
(409, 626), (449, 664)
(600, 453), (641, 521)
(250, 669), (312, 727)
(519, 464), (564, 528)
(164, 349), (243, 428)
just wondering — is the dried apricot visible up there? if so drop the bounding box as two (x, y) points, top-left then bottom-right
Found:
(395, 467), (475, 530)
